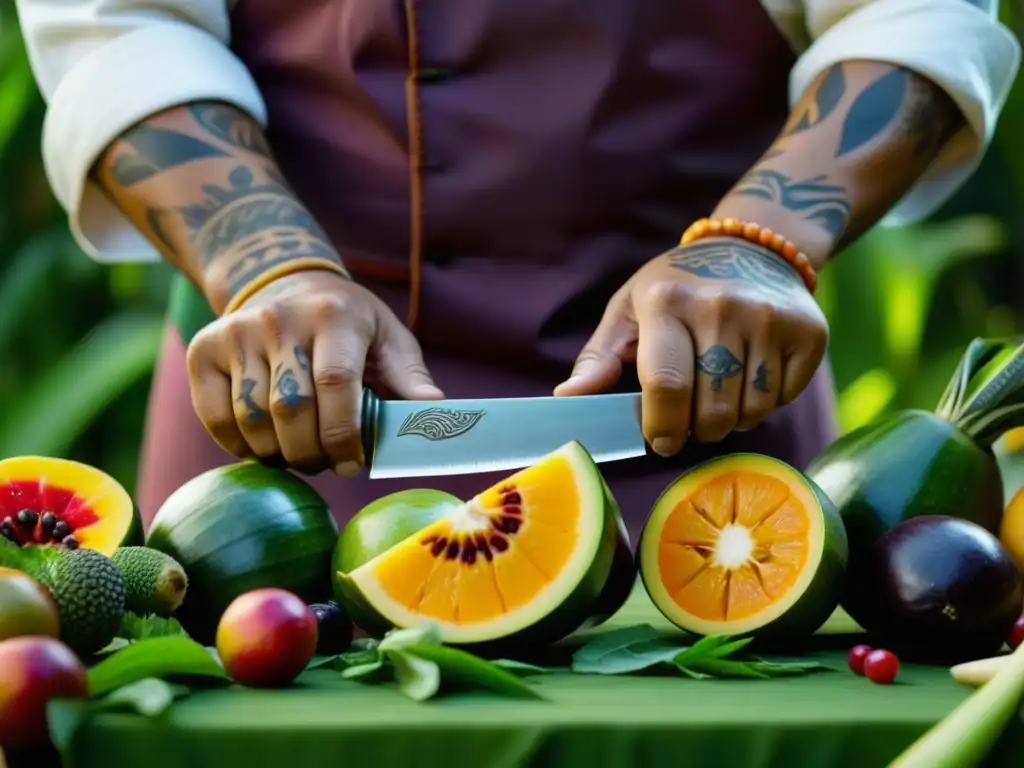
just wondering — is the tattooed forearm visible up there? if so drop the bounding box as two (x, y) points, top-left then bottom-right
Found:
(93, 102), (349, 313)
(781, 67), (847, 139)
(667, 240), (804, 293)
(731, 171), (851, 239)
(712, 61), (966, 262)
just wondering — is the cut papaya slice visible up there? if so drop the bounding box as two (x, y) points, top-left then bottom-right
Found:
(340, 442), (625, 645)
(0, 457), (142, 556)
(639, 454), (847, 638)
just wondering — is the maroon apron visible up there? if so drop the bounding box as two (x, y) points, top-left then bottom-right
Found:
(140, 0), (839, 544)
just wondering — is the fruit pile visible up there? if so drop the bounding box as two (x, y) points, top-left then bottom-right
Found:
(2, 335), (1024, 760)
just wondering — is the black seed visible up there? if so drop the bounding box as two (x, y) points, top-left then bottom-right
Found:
(15, 509), (38, 529)
(503, 504), (522, 516)
(474, 533), (493, 561)
(502, 491), (522, 506)
(40, 512), (56, 533)
(0, 524), (15, 542)
(421, 535), (438, 546)
(494, 516), (521, 535)
(461, 538), (478, 565)
(431, 538), (448, 557)
(446, 540), (460, 560)
(490, 535), (509, 553)
(1, 517), (12, 529)
(52, 521), (71, 541)
(63, 536), (79, 550)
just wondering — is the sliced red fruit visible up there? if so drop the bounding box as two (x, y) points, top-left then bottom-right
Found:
(1009, 615), (1024, 650)
(0, 457), (142, 556)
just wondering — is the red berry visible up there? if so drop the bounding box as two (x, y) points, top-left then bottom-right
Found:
(847, 644), (873, 675)
(863, 649), (899, 685)
(1009, 615), (1024, 650)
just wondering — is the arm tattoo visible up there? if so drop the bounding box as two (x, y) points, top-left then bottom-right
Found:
(696, 346), (743, 392)
(731, 170), (851, 239)
(111, 124), (228, 187)
(782, 66), (847, 138)
(752, 363), (770, 393)
(836, 68), (962, 160)
(155, 164), (342, 298)
(190, 104), (273, 158)
(667, 241), (804, 293)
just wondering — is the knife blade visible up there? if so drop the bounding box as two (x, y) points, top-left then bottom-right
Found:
(360, 388), (646, 479)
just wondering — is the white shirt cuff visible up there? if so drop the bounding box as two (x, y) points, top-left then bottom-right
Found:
(42, 21), (268, 263)
(791, 0), (1021, 226)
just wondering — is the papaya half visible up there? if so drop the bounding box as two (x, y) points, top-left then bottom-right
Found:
(0, 456), (142, 556)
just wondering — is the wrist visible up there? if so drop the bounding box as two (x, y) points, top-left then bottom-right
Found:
(709, 197), (836, 270)
(203, 253), (351, 314)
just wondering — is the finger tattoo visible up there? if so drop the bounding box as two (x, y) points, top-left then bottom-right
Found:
(237, 378), (268, 422)
(295, 344), (310, 371)
(696, 345), (743, 392)
(752, 362), (770, 393)
(274, 363), (310, 408)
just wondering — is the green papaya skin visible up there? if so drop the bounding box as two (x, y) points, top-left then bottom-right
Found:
(806, 410), (1004, 625)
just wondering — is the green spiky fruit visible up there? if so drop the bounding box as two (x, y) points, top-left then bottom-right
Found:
(112, 547), (188, 617)
(41, 548), (126, 656)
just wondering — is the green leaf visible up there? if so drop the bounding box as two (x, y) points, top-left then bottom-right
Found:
(388, 649), (441, 702)
(88, 637), (229, 697)
(378, 624), (443, 652)
(406, 644), (547, 700)
(572, 624), (679, 674)
(118, 612), (191, 641)
(743, 659), (831, 676)
(678, 657), (770, 680)
(339, 660), (386, 680)
(99, 678), (185, 717)
(491, 659), (555, 676)
(0, 538), (60, 583)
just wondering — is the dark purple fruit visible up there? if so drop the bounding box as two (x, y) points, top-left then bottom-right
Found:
(854, 515), (1023, 664)
(309, 601), (353, 655)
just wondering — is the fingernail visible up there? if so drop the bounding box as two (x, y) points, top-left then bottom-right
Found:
(335, 461), (361, 478)
(413, 384), (444, 399)
(651, 438), (676, 457)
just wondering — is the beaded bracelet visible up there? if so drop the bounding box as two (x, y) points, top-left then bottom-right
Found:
(680, 217), (818, 293)
(222, 257), (352, 315)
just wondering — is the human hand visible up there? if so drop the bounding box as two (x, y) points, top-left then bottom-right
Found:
(186, 270), (443, 476)
(555, 238), (829, 456)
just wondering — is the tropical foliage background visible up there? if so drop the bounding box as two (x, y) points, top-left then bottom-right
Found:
(0, 2), (1023, 498)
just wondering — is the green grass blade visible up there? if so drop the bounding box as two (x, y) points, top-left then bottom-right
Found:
(0, 312), (163, 457)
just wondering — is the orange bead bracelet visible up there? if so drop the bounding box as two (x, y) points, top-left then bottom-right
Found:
(680, 217), (818, 293)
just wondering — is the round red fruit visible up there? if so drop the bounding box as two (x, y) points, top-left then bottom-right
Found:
(0, 636), (89, 752)
(1009, 615), (1024, 650)
(863, 649), (899, 685)
(847, 644), (873, 675)
(216, 588), (318, 688)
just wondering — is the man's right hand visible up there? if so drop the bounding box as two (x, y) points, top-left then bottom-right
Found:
(186, 270), (443, 477)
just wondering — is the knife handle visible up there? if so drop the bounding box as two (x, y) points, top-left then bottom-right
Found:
(361, 386), (381, 471)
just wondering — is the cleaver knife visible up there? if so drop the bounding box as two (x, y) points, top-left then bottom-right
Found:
(360, 388), (646, 479)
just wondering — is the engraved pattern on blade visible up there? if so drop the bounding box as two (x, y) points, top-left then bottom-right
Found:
(396, 408), (486, 441)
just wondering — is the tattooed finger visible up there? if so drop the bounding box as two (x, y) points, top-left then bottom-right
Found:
(692, 340), (744, 443)
(230, 340), (279, 458)
(268, 342), (322, 465)
(737, 333), (780, 432)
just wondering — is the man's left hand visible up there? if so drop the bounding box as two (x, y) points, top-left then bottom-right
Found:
(554, 237), (829, 456)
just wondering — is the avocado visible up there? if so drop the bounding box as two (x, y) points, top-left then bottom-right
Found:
(42, 548), (126, 656)
(112, 546), (188, 617)
(853, 515), (1023, 664)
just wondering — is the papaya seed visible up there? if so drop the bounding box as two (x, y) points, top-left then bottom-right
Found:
(62, 537), (79, 551)
(51, 522), (70, 542)
(15, 510), (37, 530)
(39, 513), (56, 535)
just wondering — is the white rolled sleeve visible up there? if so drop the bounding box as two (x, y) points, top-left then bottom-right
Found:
(792, 0), (1021, 225)
(17, 0), (266, 262)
